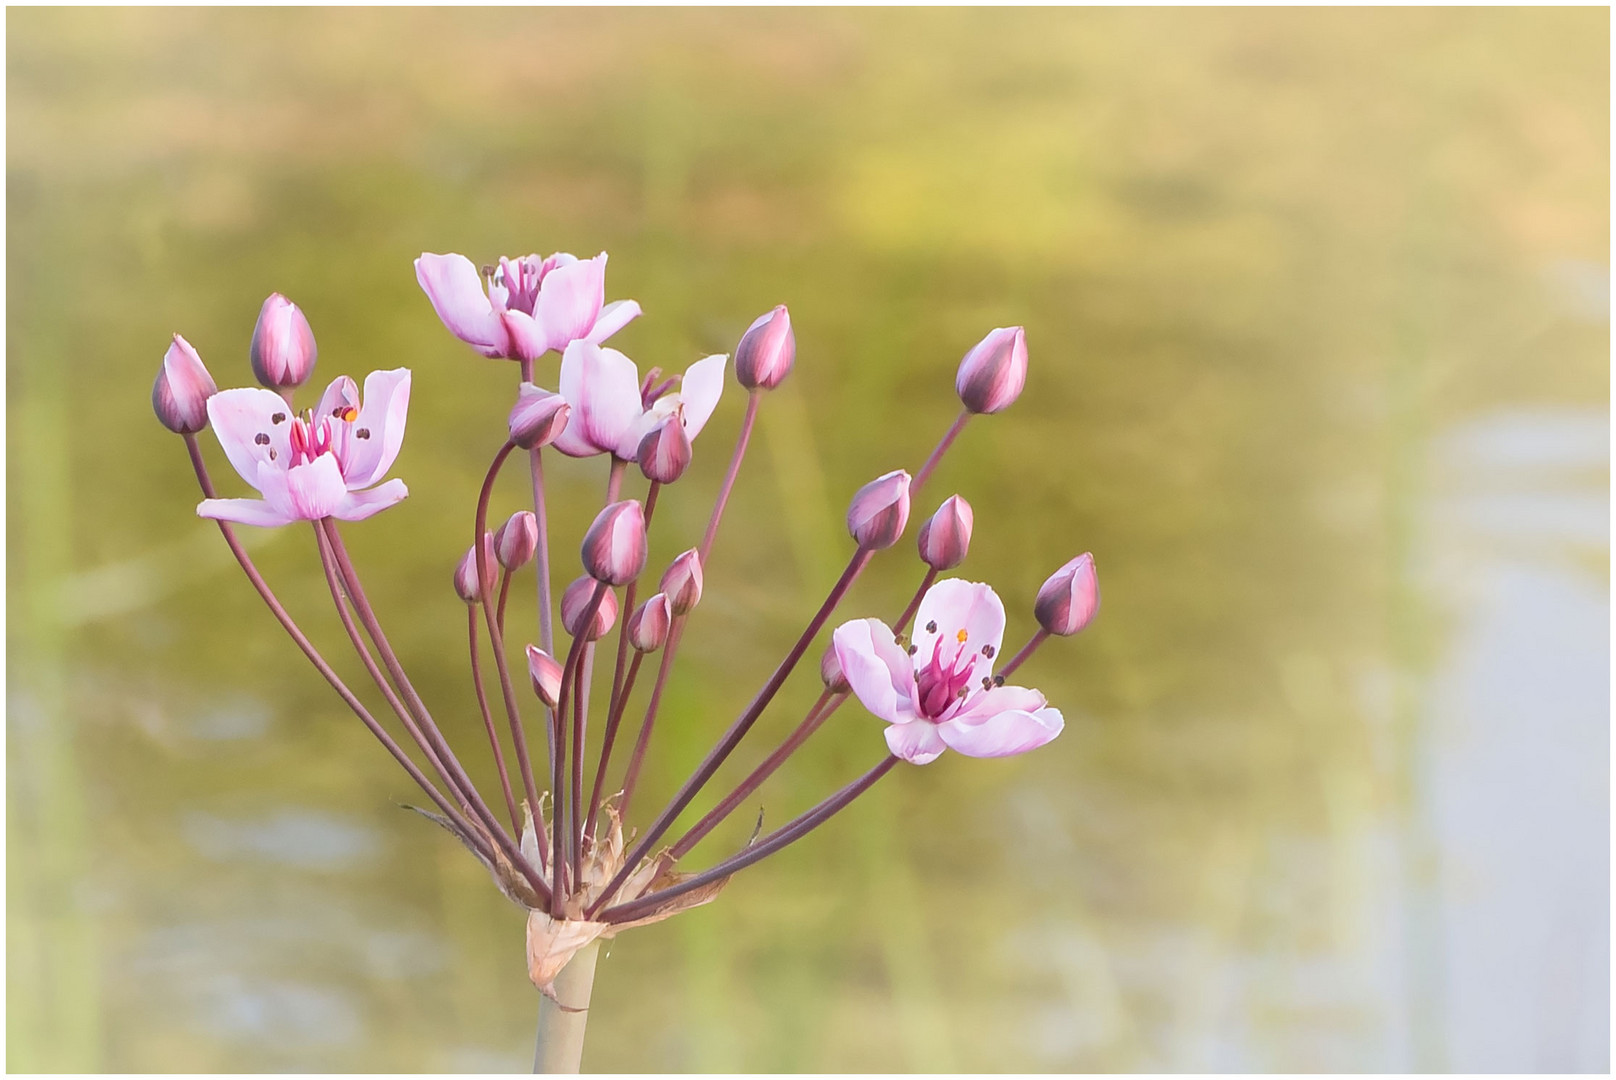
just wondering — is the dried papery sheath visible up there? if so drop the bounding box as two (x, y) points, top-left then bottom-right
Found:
(561, 575), (619, 640)
(249, 293), (318, 390)
(1034, 552), (1099, 636)
(526, 645), (564, 708)
(509, 383), (571, 449)
(495, 511), (538, 571)
(152, 333), (217, 434)
(734, 304), (794, 391)
(954, 325), (1027, 415)
(580, 500), (647, 585)
(846, 469), (912, 551)
(917, 494), (973, 571)
(627, 593), (672, 653)
(455, 534), (497, 603)
(659, 549), (703, 615)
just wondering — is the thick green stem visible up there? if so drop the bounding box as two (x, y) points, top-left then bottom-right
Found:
(532, 941), (601, 1073)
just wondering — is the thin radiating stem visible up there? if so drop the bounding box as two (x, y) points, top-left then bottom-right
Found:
(551, 581), (609, 913)
(587, 548), (873, 918)
(998, 629), (1051, 679)
(518, 359), (557, 657)
(911, 409), (970, 496)
(615, 615), (683, 822)
(600, 755), (900, 924)
(583, 650), (643, 847)
(700, 390), (760, 562)
(468, 606), (522, 835)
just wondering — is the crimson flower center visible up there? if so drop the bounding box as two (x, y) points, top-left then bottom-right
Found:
(914, 630), (982, 721)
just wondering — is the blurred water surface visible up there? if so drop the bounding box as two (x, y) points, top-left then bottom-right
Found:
(7, 8), (1608, 1071)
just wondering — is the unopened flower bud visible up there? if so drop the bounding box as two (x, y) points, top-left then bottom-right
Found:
(580, 500), (647, 585)
(917, 494), (973, 571)
(1034, 552), (1099, 636)
(954, 326), (1027, 415)
(561, 575), (620, 640)
(637, 414), (692, 484)
(846, 469), (912, 551)
(494, 511), (538, 571)
(734, 304), (795, 391)
(454, 534), (497, 603)
(658, 549), (703, 615)
(627, 593), (673, 653)
(509, 382), (571, 449)
(819, 641), (850, 694)
(526, 645), (564, 708)
(249, 293), (318, 390)
(151, 334), (218, 434)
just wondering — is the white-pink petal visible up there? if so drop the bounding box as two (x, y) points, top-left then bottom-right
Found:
(333, 479), (410, 521)
(341, 368), (412, 489)
(938, 706), (1064, 758)
(415, 253), (504, 356)
(534, 253), (607, 353)
(885, 720), (948, 765)
(911, 578), (1005, 680)
(676, 353), (727, 441)
(584, 299), (642, 345)
(831, 618), (918, 726)
(554, 341), (643, 458)
(196, 496), (297, 528)
(206, 388), (293, 492)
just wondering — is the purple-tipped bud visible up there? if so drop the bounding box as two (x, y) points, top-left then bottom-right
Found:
(580, 500), (647, 586)
(955, 326), (1027, 415)
(526, 645), (564, 709)
(637, 414), (692, 484)
(151, 334), (218, 434)
(917, 494), (974, 571)
(249, 293), (318, 390)
(561, 575), (620, 641)
(494, 511), (538, 571)
(734, 304), (795, 391)
(659, 549), (704, 615)
(1035, 552), (1100, 636)
(819, 640), (850, 694)
(509, 383), (571, 449)
(846, 469), (912, 551)
(454, 534), (497, 603)
(627, 593), (673, 653)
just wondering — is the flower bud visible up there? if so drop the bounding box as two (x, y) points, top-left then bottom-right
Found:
(917, 494), (973, 571)
(637, 414), (692, 484)
(509, 382), (571, 449)
(658, 549), (704, 615)
(1034, 552), (1099, 636)
(494, 511), (538, 571)
(454, 534), (497, 603)
(819, 640), (850, 694)
(734, 305), (795, 391)
(249, 293), (318, 390)
(151, 334), (218, 434)
(526, 645), (564, 709)
(954, 326), (1027, 415)
(580, 500), (647, 586)
(561, 575), (620, 640)
(627, 593), (673, 653)
(846, 469), (911, 551)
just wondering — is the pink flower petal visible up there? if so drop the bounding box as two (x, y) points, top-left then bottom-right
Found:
(938, 706), (1064, 758)
(205, 387), (294, 491)
(195, 496), (297, 528)
(281, 455), (348, 520)
(911, 578), (1005, 675)
(415, 253), (505, 356)
(315, 375), (359, 422)
(676, 353), (727, 442)
(831, 618), (918, 725)
(554, 341), (642, 458)
(584, 299), (642, 345)
(333, 479), (410, 521)
(341, 369), (411, 489)
(533, 253), (607, 352)
(500, 310), (548, 364)
(884, 720), (947, 765)
(951, 683), (1047, 723)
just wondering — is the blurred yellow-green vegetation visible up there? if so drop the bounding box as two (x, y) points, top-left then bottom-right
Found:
(8, 8), (1608, 1072)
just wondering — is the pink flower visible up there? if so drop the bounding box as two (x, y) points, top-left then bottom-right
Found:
(550, 341), (726, 461)
(249, 293), (318, 390)
(415, 251), (641, 362)
(955, 326), (1027, 415)
(832, 579), (1064, 765)
(196, 370), (411, 527)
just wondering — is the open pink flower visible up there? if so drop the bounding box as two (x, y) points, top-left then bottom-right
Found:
(196, 370), (411, 527)
(415, 251), (641, 362)
(551, 340), (726, 461)
(832, 579), (1063, 765)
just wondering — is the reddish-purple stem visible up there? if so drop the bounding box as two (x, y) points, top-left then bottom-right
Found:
(584, 650), (643, 847)
(468, 606), (522, 835)
(911, 409), (971, 497)
(519, 359), (556, 656)
(551, 580), (608, 913)
(699, 390), (760, 562)
(997, 629), (1051, 679)
(615, 615), (684, 823)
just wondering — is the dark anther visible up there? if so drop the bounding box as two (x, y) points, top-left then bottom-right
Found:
(981, 644), (995, 658)
(993, 674), (1005, 686)
(908, 644), (918, 655)
(481, 263), (495, 277)
(925, 620), (937, 634)
(356, 428), (371, 439)
(981, 676), (992, 690)
(254, 432), (271, 445)
(268, 449), (277, 460)
(271, 412), (286, 424)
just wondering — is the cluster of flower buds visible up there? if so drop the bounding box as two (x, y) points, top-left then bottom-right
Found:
(153, 247), (1097, 1018)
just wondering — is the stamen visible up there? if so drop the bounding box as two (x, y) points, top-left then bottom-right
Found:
(925, 620), (937, 633)
(271, 412), (286, 424)
(254, 432), (271, 446)
(268, 449), (277, 460)
(955, 629), (969, 644)
(981, 644), (995, 658)
(333, 406), (358, 422)
(907, 644), (918, 655)
(993, 675), (1005, 686)
(356, 428), (371, 440)
(981, 676), (991, 690)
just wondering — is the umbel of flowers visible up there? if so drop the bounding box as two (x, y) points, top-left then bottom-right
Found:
(153, 252), (1099, 1069)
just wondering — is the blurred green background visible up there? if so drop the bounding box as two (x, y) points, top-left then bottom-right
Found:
(8, 8), (1608, 1072)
